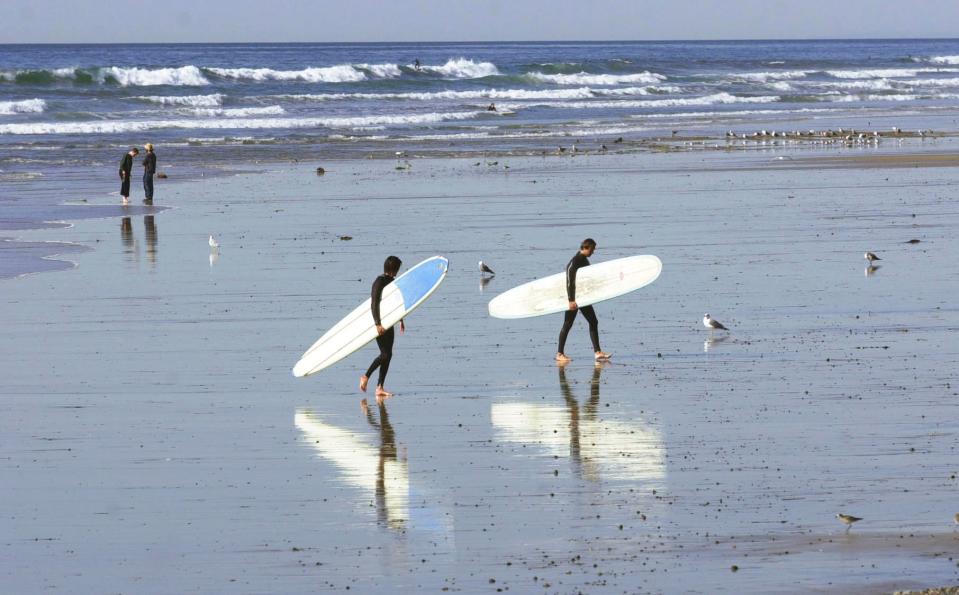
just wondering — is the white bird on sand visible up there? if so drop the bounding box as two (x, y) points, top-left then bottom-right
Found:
(209, 234), (219, 249)
(864, 251), (880, 264)
(836, 513), (862, 533)
(703, 313), (728, 331)
(478, 261), (495, 276)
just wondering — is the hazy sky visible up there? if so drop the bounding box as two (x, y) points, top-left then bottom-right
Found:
(2, 0), (959, 43)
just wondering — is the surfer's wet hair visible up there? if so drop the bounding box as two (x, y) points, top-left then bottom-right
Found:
(383, 255), (402, 275)
(581, 238), (596, 250)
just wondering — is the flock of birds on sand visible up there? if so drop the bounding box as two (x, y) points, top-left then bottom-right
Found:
(720, 126), (937, 148)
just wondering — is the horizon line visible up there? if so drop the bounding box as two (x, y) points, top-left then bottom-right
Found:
(2, 36), (959, 46)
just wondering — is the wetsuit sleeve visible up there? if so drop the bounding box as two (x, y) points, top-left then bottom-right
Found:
(566, 255), (586, 301)
(371, 276), (386, 325)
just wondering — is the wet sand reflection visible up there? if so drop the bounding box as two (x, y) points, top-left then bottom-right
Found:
(294, 407), (409, 530)
(144, 215), (157, 265)
(491, 364), (666, 484)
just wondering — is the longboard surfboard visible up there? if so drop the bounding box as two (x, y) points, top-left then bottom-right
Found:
(293, 255), (449, 377)
(488, 254), (661, 319)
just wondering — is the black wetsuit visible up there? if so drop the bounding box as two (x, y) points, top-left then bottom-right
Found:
(558, 252), (600, 354)
(119, 152), (134, 197)
(142, 151), (156, 201)
(365, 274), (395, 387)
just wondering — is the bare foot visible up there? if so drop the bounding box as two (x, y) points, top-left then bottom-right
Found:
(359, 375), (369, 393)
(555, 353), (572, 363)
(375, 386), (393, 400)
(594, 351), (612, 361)
(121, 197), (130, 205)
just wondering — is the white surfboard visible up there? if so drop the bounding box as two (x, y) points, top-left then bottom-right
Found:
(488, 254), (662, 319)
(293, 256), (449, 377)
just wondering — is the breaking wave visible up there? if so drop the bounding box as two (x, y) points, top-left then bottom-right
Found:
(134, 94), (225, 106)
(270, 85), (672, 102)
(526, 71), (666, 86)
(421, 58), (500, 79)
(0, 99), (47, 115)
(0, 111), (483, 135)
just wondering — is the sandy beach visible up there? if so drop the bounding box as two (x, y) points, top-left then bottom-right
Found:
(2, 145), (958, 593)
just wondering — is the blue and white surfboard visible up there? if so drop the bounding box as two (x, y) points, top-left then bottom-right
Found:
(293, 256), (449, 378)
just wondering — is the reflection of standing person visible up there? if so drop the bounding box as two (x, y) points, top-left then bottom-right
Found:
(556, 238), (611, 363)
(360, 256), (406, 399)
(142, 143), (157, 204)
(559, 363), (604, 481)
(361, 397), (398, 527)
(144, 215), (157, 264)
(120, 217), (133, 250)
(118, 147), (139, 204)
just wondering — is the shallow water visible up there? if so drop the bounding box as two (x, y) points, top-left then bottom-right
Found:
(1, 151), (958, 593)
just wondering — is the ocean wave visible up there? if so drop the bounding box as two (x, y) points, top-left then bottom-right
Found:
(269, 85), (668, 102)
(99, 65), (209, 86)
(828, 93), (922, 102)
(732, 70), (811, 82)
(825, 67), (959, 79)
(0, 99), (47, 115)
(526, 71), (666, 86)
(0, 111), (482, 135)
(0, 67), (82, 83)
(502, 92), (779, 110)
(813, 79), (896, 91)
(421, 58), (500, 79)
(765, 81), (794, 92)
(189, 106), (286, 117)
(903, 77), (959, 88)
(631, 107), (839, 119)
(206, 65), (369, 83)
(917, 55), (959, 65)
(134, 94), (225, 106)
(355, 63), (403, 78)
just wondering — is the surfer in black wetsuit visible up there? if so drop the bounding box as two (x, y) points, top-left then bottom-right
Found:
(360, 255), (405, 399)
(118, 147), (138, 205)
(556, 238), (611, 363)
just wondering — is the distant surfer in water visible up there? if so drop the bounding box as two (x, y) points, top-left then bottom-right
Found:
(556, 238), (611, 363)
(413, 59), (421, 71)
(361, 255), (405, 399)
(487, 103), (497, 112)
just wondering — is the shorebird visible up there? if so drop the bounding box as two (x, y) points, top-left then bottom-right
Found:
(837, 513), (862, 533)
(478, 261), (495, 276)
(703, 314), (728, 331)
(864, 251), (880, 264)
(953, 512), (959, 528)
(209, 234), (219, 250)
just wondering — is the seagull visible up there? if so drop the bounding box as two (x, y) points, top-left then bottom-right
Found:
(209, 234), (219, 250)
(836, 513), (862, 533)
(703, 313), (728, 331)
(864, 251), (880, 264)
(478, 261), (495, 276)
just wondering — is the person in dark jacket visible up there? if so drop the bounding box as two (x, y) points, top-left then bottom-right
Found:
(556, 238), (611, 363)
(142, 143), (157, 204)
(118, 147), (139, 204)
(360, 255), (406, 399)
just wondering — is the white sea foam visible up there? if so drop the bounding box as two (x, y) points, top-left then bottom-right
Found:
(922, 55), (959, 65)
(134, 94), (225, 106)
(99, 65), (210, 86)
(0, 111), (482, 135)
(0, 99), (47, 115)
(354, 63), (403, 78)
(814, 79), (896, 91)
(423, 58), (500, 79)
(825, 67), (959, 79)
(208, 65), (367, 83)
(828, 93), (922, 102)
(190, 106), (286, 117)
(732, 70), (811, 82)
(268, 85), (667, 102)
(765, 81), (794, 92)
(527, 71), (666, 86)
(501, 92), (779, 110)
(630, 107), (838, 119)
(904, 77), (959, 88)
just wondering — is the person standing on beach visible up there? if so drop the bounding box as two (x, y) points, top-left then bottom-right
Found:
(556, 238), (611, 363)
(142, 143), (157, 204)
(118, 147), (139, 205)
(360, 255), (406, 399)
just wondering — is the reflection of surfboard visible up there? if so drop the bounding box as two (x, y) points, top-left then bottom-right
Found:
(293, 256), (449, 377)
(488, 254), (661, 319)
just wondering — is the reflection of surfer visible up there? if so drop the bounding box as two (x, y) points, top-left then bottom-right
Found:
(559, 363), (604, 480)
(556, 238), (611, 363)
(361, 398), (398, 527)
(360, 256), (406, 399)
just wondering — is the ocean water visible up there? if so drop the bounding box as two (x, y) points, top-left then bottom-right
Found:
(3, 39), (959, 276)
(3, 39), (959, 159)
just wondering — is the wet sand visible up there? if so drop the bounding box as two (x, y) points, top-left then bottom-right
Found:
(2, 149), (958, 593)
